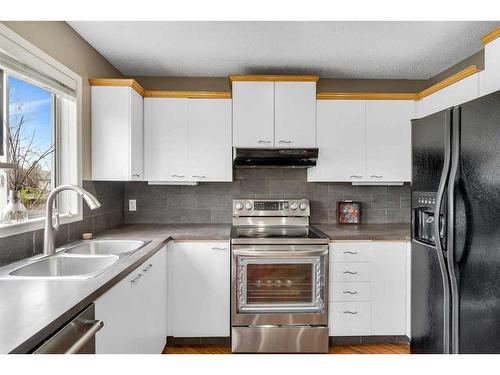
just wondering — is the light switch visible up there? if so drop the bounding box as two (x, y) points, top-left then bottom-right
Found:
(129, 199), (137, 211)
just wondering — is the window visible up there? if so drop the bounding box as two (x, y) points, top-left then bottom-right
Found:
(0, 23), (82, 237)
(4, 75), (55, 218)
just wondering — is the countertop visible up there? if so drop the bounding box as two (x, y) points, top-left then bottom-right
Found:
(316, 224), (411, 241)
(0, 222), (406, 354)
(0, 224), (230, 354)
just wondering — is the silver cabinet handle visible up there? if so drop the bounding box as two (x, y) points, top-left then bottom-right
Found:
(258, 140), (271, 144)
(130, 273), (142, 284)
(211, 246), (227, 251)
(171, 174), (185, 178)
(343, 291), (359, 295)
(142, 264), (153, 272)
(192, 175), (206, 178)
(343, 271), (358, 275)
(343, 251), (358, 255)
(370, 175), (383, 178)
(132, 173), (141, 177)
(350, 175), (362, 178)
(65, 320), (104, 354)
(278, 140), (291, 144)
(343, 311), (358, 315)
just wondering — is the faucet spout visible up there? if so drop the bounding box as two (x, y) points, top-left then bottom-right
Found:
(43, 184), (101, 256)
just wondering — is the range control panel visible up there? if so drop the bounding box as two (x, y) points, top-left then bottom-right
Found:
(232, 199), (310, 217)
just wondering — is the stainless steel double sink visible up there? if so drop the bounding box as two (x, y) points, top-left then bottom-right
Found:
(4, 240), (149, 279)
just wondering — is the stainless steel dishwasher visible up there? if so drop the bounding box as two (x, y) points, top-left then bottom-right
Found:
(33, 304), (103, 354)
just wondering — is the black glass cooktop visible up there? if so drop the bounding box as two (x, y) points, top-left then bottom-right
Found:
(231, 226), (325, 240)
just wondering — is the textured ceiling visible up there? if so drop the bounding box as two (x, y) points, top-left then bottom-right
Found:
(68, 21), (500, 79)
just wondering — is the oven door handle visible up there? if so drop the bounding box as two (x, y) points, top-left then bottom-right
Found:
(232, 249), (329, 257)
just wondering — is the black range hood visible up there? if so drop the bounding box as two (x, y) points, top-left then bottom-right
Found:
(233, 148), (319, 168)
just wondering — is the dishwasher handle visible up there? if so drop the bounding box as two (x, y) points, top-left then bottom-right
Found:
(65, 320), (104, 354)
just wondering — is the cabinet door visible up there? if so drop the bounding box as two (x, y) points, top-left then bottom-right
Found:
(144, 98), (191, 181)
(370, 242), (407, 335)
(365, 100), (414, 182)
(274, 82), (316, 147)
(481, 38), (500, 96)
(172, 242), (230, 337)
(307, 100), (366, 182)
(91, 86), (132, 181)
(232, 82), (274, 147)
(140, 248), (167, 353)
(188, 99), (232, 181)
(129, 89), (144, 181)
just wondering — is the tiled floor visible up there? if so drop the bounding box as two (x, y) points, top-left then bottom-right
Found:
(163, 343), (410, 354)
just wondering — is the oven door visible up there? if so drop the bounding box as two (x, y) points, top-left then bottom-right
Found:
(231, 244), (328, 326)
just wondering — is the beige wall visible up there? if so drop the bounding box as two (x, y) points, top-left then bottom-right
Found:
(1, 21), (123, 180)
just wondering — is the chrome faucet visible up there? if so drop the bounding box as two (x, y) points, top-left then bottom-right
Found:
(43, 184), (101, 256)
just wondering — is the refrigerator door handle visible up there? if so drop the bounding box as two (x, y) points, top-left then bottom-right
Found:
(448, 106), (461, 354)
(433, 108), (453, 354)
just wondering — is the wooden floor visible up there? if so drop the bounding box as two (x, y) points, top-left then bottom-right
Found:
(163, 343), (409, 354)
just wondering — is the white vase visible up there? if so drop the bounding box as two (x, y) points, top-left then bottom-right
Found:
(2, 190), (28, 223)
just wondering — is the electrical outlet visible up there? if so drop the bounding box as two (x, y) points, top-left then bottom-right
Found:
(129, 199), (137, 211)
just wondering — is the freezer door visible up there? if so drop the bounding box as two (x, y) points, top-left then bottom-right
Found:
(453, 91), (500, 353)
(410, 241), (448, 354)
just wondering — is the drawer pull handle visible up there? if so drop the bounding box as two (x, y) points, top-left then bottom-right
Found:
(343, 310), (358, 315)
(343, 291), (358, 295)
(350, 175), (362, 178)
(142, 264), (153, 272)
(258, 140), (271, 144)
(343, 251), (358, 255)
(171, 174), (185, 178)
(343, 271), (358, 275)
(130, 273), (142, 284)
(278, 140), (292, 144)
(211, 247), (227, 251)
(370, 175), (383, 178)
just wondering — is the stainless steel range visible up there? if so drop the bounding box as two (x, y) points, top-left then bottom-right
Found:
(230, 199), (329, 353)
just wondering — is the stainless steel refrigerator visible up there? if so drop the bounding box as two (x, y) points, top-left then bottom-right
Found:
(411, 90), (500, 354)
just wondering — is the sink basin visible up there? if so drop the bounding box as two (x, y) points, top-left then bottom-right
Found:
(64, 240), (148, 256)
(9, 255), (118, 278)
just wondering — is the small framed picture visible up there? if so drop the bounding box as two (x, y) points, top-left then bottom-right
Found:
(337, 201), (361, 224)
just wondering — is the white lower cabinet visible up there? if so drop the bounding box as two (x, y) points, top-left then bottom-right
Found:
(169, 242), (230, 337)
(329, 241), (408, 337)
(95, 247), (167, 353)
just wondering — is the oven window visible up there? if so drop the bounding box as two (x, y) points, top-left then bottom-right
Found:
(246, 264), (313, 304)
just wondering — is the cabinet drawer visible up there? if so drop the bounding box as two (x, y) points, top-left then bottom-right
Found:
(331, 262), (371, 282)
(330, 282), (371, 302)
(329, 302), (371, 336)
(330, 242), (371, 262)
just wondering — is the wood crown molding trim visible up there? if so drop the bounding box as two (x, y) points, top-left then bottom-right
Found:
(316, 92), (419, 100)
(143, 91), (231, 99)
(481, 27), (500, 45)
(317, 65), (480, 101)
(416, 65), (480, 100)
(229, 75), (320, 83)
(89, 78), (145, 96)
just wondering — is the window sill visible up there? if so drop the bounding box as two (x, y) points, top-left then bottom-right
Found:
(0, 212), (83, 239)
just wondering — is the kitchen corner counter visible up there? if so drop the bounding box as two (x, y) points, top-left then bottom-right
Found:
(0, 224), (231, 354)
(315, 224), (411, 241)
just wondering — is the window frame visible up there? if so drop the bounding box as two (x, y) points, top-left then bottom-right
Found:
(0, 24), (83, 238)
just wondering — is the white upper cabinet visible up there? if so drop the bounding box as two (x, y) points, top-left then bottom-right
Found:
(144, 98), (232, 183)
(308, 100), (413, 183)
(308, 100), (365, 182)
(91, 86), (143, 181)
(416, 74), (480, 118)
(365, 100), (414, 182)
(144, 98), (190, 182)
(274, 82), (316, 148)
(232, 79), (317, 148)
(232, 82), (275, 147)
(188, 99), (232, 181)
(480, 37), (500, 96)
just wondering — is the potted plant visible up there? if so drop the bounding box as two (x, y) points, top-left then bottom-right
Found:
(2, 103), (54, 223)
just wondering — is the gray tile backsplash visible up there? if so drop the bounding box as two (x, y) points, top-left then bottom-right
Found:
(124, 169), (411, 226)
(0, 181), (124, 267)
